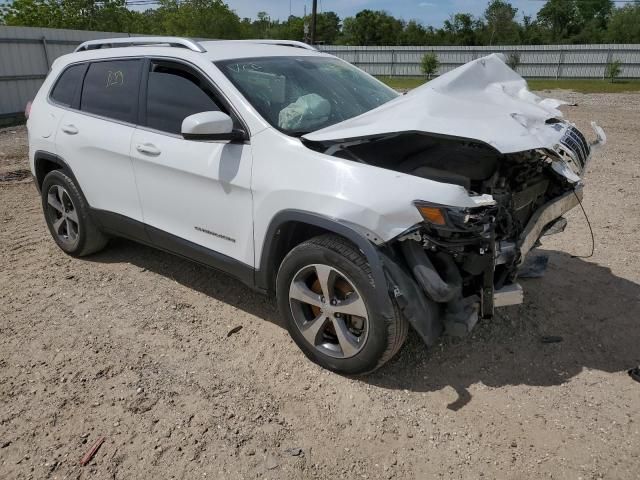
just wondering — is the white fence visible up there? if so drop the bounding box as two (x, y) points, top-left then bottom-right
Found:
(319, 44), (640, 78)
(1, 25), (640, 120)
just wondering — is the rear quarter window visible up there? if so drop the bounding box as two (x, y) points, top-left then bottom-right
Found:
(80, 60), (142, 124)
(50, 64), (86, 107)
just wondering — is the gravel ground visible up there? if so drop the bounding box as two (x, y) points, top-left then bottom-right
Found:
(1, 91), (639, 479)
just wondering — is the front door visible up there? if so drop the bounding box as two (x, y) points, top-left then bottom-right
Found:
(130, 59), (254, 269)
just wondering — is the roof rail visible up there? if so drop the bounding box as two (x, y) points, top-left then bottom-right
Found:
(75, 37), (206, 53)
(231, 39), (317, 51)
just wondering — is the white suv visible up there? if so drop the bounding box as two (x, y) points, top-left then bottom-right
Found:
(27, 37), (605, 374)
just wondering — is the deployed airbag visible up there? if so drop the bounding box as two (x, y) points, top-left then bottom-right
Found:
(278, 93), (330, 131)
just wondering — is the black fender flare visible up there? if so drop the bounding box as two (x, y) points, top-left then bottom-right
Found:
(256, 209), (396, 320)
(33, 151), (78, 193)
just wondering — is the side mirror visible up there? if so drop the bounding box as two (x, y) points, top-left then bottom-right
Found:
(181, 111), (245, 141)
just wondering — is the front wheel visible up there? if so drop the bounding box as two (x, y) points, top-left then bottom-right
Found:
(276, 234), (408, 375)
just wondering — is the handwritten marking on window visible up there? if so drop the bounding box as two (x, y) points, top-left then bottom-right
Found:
(106, 71), (124, 88)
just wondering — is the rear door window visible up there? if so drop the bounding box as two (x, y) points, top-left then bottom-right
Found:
(80, 60), (142, 124)
(50, 64), (86, 107)
(145, 60), (223, 135)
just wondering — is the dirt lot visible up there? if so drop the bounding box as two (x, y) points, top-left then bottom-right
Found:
(1, 91), (639, 480)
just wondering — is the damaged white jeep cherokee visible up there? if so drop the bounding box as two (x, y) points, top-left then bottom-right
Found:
(28, 37), (606, 374)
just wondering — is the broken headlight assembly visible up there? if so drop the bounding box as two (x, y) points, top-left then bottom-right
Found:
(414, 201), (495, 236)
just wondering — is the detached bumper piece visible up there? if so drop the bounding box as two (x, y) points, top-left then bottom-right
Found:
(493, 283), (523, 307)
(518, 186), (582, 261)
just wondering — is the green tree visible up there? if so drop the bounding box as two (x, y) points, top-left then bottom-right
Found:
(155, 0), (243, 39)
(399, 20), (426, 45)
(606, 59), (622, 83)
(1, 0), (132, 31)
(254, 10), (270, 37)
(270, 15), (304, 40)
(443, 13), (481, 45)
(606, 3), (640, 43)
(537, 0), (579, 42)
(341, 10), (403, 45)
(576, 0), (613, 26)
(1, 0), (63, 28)
(315, 12), (341, 44)
(3, 0), (640, 46)
(484, 0), (520, 45)
(420, 52), (439, 79)
(520, 15), (546, 44)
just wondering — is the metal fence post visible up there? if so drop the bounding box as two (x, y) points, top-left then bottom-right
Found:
(41, 36), (51, 70)
(556, 50), (564, 80)
(390, 48), (395, 76)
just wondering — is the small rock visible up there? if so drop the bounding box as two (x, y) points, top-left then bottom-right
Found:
(284, 447), (304, 457)
(510, 441), (517, 448)
(265, 455), (279, 470)
(136, 387), (144, 394)
(1, 440), (11, 448)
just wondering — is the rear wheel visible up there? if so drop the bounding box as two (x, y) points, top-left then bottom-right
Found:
(276, 234), (408, 374)
(41, 170), (107, 256)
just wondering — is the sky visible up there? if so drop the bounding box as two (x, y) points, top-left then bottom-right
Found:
(225, 0), (544, 25)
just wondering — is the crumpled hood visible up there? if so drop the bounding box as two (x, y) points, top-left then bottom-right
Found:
(303, 54), (569, 154)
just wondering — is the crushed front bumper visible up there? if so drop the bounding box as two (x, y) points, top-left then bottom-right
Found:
(517, 185), (583, 262)
(491, 185), (583, 311)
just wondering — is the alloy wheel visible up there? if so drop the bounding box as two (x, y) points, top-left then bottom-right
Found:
(288, 264), (369, 359)
(46, 184), (79, 247)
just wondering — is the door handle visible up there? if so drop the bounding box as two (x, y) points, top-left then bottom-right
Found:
(136, 143), (161, 156)
(61, 124), (78, 135)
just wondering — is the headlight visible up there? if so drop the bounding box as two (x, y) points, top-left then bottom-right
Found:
(414, 203), (448, 226)
(414, 201), (494, 233)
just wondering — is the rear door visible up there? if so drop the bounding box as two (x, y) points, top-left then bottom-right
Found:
(54, 59), (144, 224)
(130, 59), (254, 268)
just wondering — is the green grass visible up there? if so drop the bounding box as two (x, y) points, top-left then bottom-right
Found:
(378, 76), (428, 90)
(377, 76), (640, 93)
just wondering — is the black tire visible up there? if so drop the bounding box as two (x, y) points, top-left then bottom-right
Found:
(276, 234), (408, 375)
(41, 170), (108, 257)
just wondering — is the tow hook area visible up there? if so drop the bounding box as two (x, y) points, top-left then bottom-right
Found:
(399, 236), (525, 339)
(400, 240), (480, 337)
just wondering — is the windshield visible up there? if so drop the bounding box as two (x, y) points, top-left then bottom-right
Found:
(216, 56), (398, 136)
